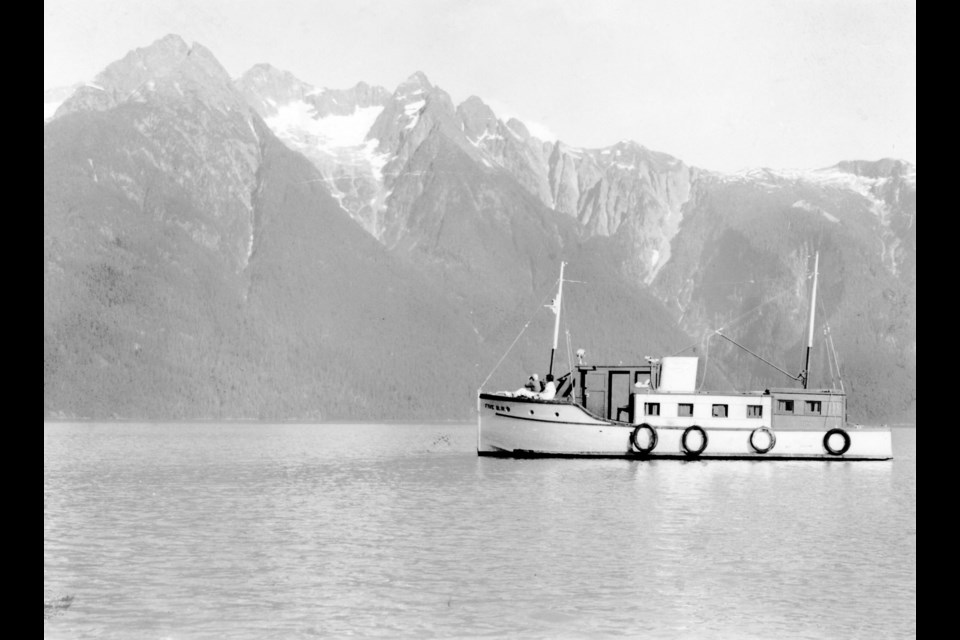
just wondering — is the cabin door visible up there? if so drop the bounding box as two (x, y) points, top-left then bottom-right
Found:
(608, 371), (632, 421)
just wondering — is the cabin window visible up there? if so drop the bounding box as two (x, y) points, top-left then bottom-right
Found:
(644, 402), (660, 416)
(806, 400), (822, 415)
(777, 399), (794, 414)
(712, 404), (728, 418)
(678, 403), (693, 417)
(747, 405), (763, 418)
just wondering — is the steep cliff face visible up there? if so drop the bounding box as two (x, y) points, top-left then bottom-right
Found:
(51, 34), (261, 276)
(240, 68), (697, 286)
(649, 162), (916, 422)
(452, 99), (697, 286)
(235, 64), (392, 237)
(235, 63), (315, 116)
(44, 35), (487, 420)
(545, 141), (695, 285)
(456, 96), (556, 209)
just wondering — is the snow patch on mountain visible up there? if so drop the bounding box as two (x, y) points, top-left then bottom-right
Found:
(793, 200), (840, 224)
(266, 102), (384, 148)
(402, 100), (425, 130)
(44, 101), (63, 121)
(261, 100), (394, 236)
(720, 165), (913, 276)
(720, 165), (912, 194)
(44, 84), (83, 122)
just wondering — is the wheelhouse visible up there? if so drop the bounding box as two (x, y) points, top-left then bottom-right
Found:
(575, 363), (661, 422)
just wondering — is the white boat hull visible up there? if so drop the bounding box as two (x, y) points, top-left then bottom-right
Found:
(478, 394), (893, 460)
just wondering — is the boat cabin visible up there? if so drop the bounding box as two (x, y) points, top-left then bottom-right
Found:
(764, 387), (846, 431)
(572, 357), (846, 428)
(575, 361), (663, 422)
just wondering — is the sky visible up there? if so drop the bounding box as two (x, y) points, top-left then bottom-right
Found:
(44, 0), (915, 172)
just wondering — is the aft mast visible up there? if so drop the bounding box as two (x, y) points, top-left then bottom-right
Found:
(546, 262), (566, 378)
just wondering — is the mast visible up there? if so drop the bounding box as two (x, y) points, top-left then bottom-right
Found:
(547, 261), (566, 378)
(802, 251), (820, 389)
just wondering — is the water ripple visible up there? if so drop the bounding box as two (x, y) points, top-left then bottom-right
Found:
(45, 424), (916, 639)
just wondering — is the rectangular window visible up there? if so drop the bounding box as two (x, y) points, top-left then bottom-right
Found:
(712, 404), (728, 418)
(806, 400), (822, 415)
(747, 405), (763, 418)
(644, 402), (660, 416)
(678, 403), (694, 417)
(777, 399), (794, 414)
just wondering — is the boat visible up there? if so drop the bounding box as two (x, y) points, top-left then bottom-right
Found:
(477, 258), (893, 460)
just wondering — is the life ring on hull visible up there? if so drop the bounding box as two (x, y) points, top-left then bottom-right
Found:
(631, 423), (658, 455)
(681, 425), (708, 457)
(749, 427), (777, 454)
(823, 428), (851, 455)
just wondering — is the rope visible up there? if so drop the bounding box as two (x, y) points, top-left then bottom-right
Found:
(814, 291), (845, 393)
(696, 331), (711, 391)
(477, 283), (556, 392)
(715, 331), (803, 381)
(825, 323), (845, 393)
(670, 288), (794, 357)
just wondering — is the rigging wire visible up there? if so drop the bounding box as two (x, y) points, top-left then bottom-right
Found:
(825, 323), (845, 393)
(823, 325), (837, 389)
(696, 330), (711, 391)
(813, 282), (846, 392)
(477, 279), (557, 392)
(669, 287), (794, 357)
(814, 294), (833, 389)
(714, 331), (803, 381)
(681, 256), (824, 387)
(698, 276), (796, 286)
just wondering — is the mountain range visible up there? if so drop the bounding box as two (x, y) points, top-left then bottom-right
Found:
(44, 35), (916, 423)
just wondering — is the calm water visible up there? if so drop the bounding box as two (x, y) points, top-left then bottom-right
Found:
(44, 423), (916, 639)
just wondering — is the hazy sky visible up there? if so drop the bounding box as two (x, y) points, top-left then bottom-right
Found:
(44, 0), (915, 172)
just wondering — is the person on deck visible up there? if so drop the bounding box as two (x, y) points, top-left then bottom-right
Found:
(514, 374), (540, 397)
(528, 374), (540, 392)
(538, 374), (557, 400)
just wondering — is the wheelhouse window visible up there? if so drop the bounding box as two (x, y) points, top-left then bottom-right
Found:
(806, 400), (822, 415)
(777, 399), (794, 414)
(747, 405), (763, 418)
(644, 402), (660, 416)
(678, 403), (693, 417)
(712, 404), (728, 418)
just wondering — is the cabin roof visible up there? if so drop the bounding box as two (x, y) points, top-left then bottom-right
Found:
(575, 364), (655, 371)
(763, 387), (845, 396)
